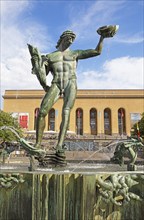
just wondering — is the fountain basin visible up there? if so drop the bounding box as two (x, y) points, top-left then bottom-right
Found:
(0, 169), (144, 220)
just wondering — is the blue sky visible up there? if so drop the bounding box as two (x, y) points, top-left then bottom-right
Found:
(0, 0), (144, 108)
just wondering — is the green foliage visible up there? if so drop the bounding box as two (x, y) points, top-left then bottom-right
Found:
(0, 110), (23, 142)
(132, 113), (144, 137)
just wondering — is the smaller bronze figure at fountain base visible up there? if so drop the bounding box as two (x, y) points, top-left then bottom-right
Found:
(111, 137), (144, 171)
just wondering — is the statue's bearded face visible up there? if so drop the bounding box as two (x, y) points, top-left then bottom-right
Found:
(61, 36), (74, 50)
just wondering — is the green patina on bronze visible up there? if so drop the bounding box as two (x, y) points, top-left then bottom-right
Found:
(0, 27), (119, 167)
(28, 26), (119, 157)
(0, 172), (144, 220)
(1, 26), (144, 220)
(111, 137), (144, 171)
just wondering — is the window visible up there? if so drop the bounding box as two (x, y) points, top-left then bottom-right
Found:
(90, 108), (97, 135)
(19, 115), (28, 129)
(48, 108), (55, 131)
(118, 108), (126, 135)
(12, 112), (29, 129)
(76, 108), (83, 135)
(104, 108), (112, 135)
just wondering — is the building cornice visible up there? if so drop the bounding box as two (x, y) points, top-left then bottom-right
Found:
(3, 89), (144, 99)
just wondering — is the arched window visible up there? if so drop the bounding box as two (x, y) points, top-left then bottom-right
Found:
(104, 108), (112, 135)
(48, 108), (55, 131)
(76, 108), (83, 135)
(90, 108), (97, 135)
(118, 108), (126, 135)
(34, 108), (39, 130)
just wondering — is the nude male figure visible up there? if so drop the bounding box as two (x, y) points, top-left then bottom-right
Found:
(28, 27), (118, 154)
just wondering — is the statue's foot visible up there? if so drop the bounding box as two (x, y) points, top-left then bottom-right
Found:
(35, 149), (46, 157)
(55, 145), (65, 158)
(56, 148), (65, 154)
(32, 143), (46, 157)
(34, 143), (41, 149)
(55, 144), (67, 153)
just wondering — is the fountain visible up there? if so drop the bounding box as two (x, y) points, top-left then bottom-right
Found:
(0, 26), (144, 220)
(0, 128), (144, 220)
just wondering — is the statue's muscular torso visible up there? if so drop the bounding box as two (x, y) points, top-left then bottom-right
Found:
(46, 50), (77, 92)
(46, 48), (99, 93)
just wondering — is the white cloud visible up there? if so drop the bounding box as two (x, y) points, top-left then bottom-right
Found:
(77, 57), (144, 89)
(116, 33), (144, 44)
(1, 48), (40, 89)
(0, 0), (53, 108)
(1, 0), (29, 23)
(69, 1), (124, 38)
(0, 0), (143, 110)
(69, 1), (144, 46)
(1, 48), (53, 91)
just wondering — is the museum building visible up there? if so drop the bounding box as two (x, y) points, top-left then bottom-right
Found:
(3, 89), (144, 137)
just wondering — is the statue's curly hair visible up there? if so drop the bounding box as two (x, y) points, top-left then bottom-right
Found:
(56, 30), (76, 49)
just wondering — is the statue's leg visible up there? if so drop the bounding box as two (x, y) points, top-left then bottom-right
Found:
(127, 148), (137, 171)
(35, 84), (60, 148)
(56, 79), (77, 152)
(128, 147), (137, 164)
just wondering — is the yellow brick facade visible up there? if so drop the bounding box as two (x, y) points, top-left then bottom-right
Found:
(3, 89), (144, 136)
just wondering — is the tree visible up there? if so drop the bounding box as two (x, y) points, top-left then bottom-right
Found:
(132, 113), (144, 137)
(0, 110), (23, 142)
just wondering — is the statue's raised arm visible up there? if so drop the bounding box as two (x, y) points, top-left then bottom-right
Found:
(76, 25), (119, 60)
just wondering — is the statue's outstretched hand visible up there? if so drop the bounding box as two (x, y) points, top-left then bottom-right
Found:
(97, 25), (119, 38)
